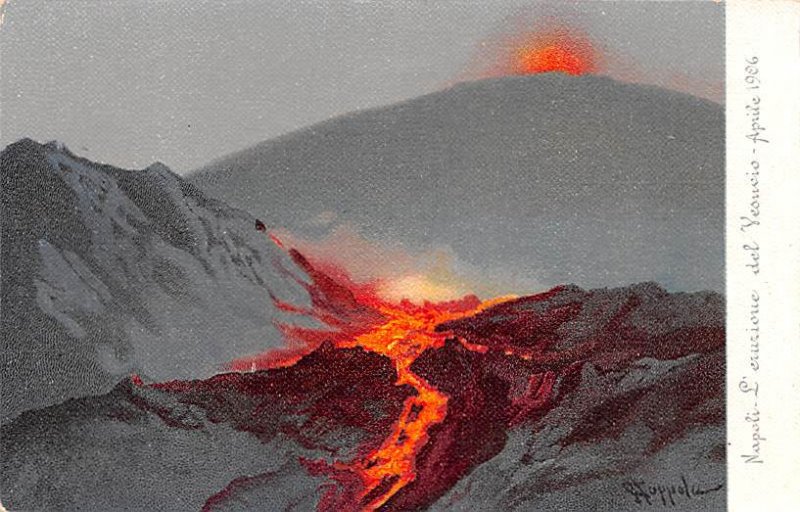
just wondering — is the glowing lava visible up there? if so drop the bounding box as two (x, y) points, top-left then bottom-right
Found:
(244, 229), (514, 510)
(511, 29), (596, 76)
(332, 297), (510, 509)
(466, 24), (599, 80)
(516, 43), (588, 76)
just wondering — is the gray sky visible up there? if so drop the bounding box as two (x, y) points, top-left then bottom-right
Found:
(0, 0), (723, 173)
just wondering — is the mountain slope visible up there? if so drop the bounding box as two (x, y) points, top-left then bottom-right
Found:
(190, 74), (724, 293)
(1, 283), (725, 511)
(1, 139), (313, 423)
(0, 344), (410, 511)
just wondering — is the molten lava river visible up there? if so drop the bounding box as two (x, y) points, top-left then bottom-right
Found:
(244, 232), (514, 510)
(332, 298), (507, 509)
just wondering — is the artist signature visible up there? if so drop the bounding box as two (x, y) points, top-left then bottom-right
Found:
(621, 476), (723, 507)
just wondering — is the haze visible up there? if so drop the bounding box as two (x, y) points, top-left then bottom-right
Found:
(1, 0), (723, 172)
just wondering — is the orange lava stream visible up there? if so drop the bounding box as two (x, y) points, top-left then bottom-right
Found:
(259, 230), (517, 508)
(335, 296), (513, 510)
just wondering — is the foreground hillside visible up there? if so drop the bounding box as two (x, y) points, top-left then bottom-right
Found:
(1, 282), (725, 511)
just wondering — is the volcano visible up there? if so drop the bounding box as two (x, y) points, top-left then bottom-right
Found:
(2, 74), (724, 510)
(190, 74), (724, 293)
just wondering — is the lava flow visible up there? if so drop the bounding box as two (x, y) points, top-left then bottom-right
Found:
(246, 228), (513, 510)
(332, 297), (509, 510)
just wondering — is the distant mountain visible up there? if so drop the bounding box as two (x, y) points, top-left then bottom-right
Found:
(1, 282), (725, 511)
(1, 139), (313, 423)
(190, 74), (724, 293)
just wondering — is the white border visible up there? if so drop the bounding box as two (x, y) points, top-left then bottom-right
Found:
(726, 0), (800, 509)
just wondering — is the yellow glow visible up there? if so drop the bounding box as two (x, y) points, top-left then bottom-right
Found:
(378, 274), (464, 304)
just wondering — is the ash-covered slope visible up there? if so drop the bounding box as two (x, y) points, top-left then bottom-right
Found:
(1, 283), (725, 512)
(190, 74), (724, 292)
(0, 139), (313, 423)
(420, 283), (725, 512)
(0, 344), (410, 512)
